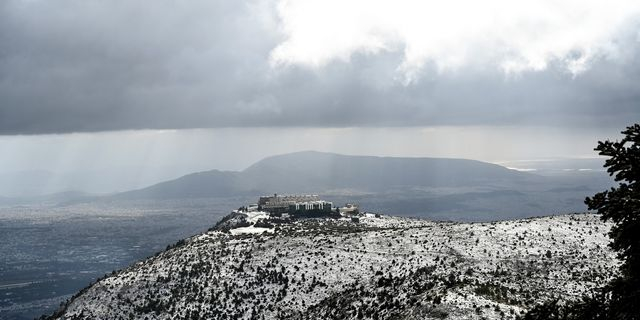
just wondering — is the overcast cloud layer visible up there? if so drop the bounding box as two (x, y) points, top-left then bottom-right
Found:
(1, 0), (639, 134)
(272, 0), (640, 75)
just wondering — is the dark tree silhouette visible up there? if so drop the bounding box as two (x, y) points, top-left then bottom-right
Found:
(523, 123), (640, 320)
(584, 123), (640, 319)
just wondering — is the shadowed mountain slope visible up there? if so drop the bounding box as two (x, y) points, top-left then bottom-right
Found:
(111, 151), (611, 220)
(116, 151), (537, 199)
(116, 170), (255, 199)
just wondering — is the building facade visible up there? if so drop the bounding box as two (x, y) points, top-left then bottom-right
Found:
(288, 200), (333, 216)
(258, 194), (332, 216)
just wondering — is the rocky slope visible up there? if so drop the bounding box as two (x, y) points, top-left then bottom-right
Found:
(46, 213), (617, 320)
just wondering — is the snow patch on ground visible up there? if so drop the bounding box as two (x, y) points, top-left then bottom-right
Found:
(54, 213), (618, 320)
(244, 211), (270, 223)
(229, 226), (274, 235)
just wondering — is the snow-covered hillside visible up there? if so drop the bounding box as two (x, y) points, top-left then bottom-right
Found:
(46, 213), (617, 320)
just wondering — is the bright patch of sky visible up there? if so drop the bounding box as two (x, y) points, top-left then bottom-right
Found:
(271, 0), (640, 81)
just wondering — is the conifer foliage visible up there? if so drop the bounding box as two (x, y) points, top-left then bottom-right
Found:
(524, 123), (640, 320)
(585, 123), (640, 319)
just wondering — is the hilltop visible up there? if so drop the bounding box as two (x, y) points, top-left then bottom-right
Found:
(45, 212), (617, 320)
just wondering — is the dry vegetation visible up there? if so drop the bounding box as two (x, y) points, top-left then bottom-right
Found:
(48, 213), (617, 320)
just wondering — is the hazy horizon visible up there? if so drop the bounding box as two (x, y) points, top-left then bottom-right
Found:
(0, 128), (615, 197)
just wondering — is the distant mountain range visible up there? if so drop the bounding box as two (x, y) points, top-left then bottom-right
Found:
(110, 151), (611, 220)
(0, 151), (613, 220)
(116, 151), (539, 199)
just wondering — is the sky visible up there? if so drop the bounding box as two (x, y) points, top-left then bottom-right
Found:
(0, 0), (639, 195)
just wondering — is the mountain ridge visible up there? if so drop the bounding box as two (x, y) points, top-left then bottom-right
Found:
(44, 211), (618, 320)
(114, 151), (537, 200)
(104, 151), (608, 220)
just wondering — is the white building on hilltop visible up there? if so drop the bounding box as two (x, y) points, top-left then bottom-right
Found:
(258, 194), (321, 214)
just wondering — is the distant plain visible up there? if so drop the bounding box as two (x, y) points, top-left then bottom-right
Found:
(0, 198), (247, 320)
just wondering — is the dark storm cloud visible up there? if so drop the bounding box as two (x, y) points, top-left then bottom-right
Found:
(0, 0), (638, 135)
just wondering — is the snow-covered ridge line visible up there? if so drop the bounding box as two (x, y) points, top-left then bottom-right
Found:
(45, 213), (617, 320)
